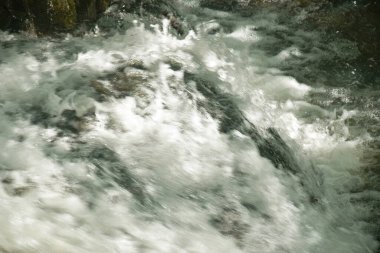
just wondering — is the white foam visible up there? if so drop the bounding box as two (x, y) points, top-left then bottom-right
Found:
(226, 26), (260, 42)
(0, 7), (377, 253)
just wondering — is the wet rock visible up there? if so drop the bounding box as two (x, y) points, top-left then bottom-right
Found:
(91, 80), (115, 96)
(97, 0), (111, 13)
(100, 0), (189, 36)
(126, 58), (146, 70)
(89, 146), (151, 205)
(183, 72), (300, 172)
(200, 0), (286, 11)
(113, 71), (146, 92)
(50, 0), (77, 31)
(1, 174), (35, 197)
(166, 58), (183, 71)
(0, 0), (184, 35)
(76, 0), (97, 23)
(57, 109), (92, 133)
(184, 72), (324, 204)
(200, 0), (240, 11)
(108, 0), (176, 16)
(76, 0), (111, 22)
(210, 206), (250, 241)
(91, 66), (148, 98)
(0, 0), (111, 34)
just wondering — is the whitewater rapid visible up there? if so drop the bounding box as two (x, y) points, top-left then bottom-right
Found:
(0, 2), (379, 253)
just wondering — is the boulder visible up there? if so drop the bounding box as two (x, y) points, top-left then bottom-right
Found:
(0, 0), (111, 34)
(49, 0), (77, 31)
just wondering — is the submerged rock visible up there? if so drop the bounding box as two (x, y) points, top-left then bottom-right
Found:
(200, 0), (240, 11)
(91, 63), (149, 99)
(210, 206), (250, 242)
(183, 72), (324, 205)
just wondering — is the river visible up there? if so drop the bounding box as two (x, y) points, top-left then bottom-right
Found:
(0, 1), (379, 252)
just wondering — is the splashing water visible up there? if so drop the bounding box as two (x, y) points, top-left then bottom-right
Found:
(0, 2), (379, 253)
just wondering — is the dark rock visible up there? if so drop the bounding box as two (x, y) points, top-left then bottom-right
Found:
(183, 72), (297, 171)
(0, 0), (111, 34)
(91, 80), (115, 96)
(1, 174), (35, 197)
(210, 206), (250, 241)
(50, 0), (77, 31)
(76, 0), (97, 23)
(184, 72), (324, 204)
(102, 0), (186, 35)
(89, 146), (151, 205)
(200, 0), (240, 11)
(91, 64), (149, 99)
(97, 0), (111, 13)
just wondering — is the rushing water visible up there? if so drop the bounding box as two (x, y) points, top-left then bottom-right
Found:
(0, 1), (379, 252)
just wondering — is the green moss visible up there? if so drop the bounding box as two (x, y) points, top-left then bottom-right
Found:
(49, 0), (77, 30)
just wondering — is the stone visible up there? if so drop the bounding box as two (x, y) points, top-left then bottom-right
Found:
(0, 0), (111, 34)
(50, 0), (77, 31)
(97, 0), (111, 13)
(200, 0), (240, 11)
(76, 0), (97, 22)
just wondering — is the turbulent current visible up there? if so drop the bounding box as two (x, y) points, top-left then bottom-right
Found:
(0, 1), (379, 252)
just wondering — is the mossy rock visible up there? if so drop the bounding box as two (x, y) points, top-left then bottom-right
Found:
(25, 0), (49, 32)
(0, 5), (11, 30)
(0, 0), (111, 34)
(0, 0), (31, 31)
(76, 0), (97, 22)
(50, 0), (77, 30)
(75, 0), (110, 23)
(97, 0), (111, 13)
